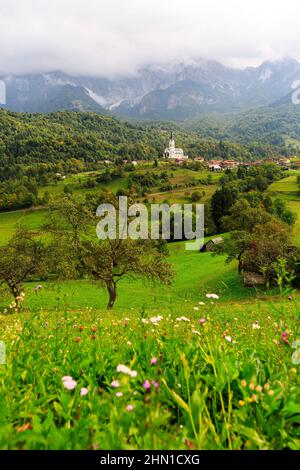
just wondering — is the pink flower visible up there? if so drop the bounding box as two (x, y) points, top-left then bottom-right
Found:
(111, 380), (120, 388)
(281, 331), (289, 344)
(62, 376), (73, 382)
(143, 380), (151, 391)
(199, 318), (206, 324)
(126, 404), (134, 412)
(80, 387), (88, 396)
(62, 376), (77, 390)
(150, 357), (158, 366)
(151, 380), (159, 388)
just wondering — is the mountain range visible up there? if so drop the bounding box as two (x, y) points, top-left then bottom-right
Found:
(1, 58), (300, 120)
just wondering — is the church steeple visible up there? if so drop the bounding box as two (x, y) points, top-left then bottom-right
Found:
(169, 132), (175, 150)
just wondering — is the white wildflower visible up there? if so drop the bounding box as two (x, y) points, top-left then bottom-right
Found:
(116, 364), (137, 378)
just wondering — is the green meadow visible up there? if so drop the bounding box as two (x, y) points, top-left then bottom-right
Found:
(0, 166), (299, 450)
(268, 172), (300, 244)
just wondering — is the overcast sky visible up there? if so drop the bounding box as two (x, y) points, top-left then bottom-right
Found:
(1, 0), (300, 77)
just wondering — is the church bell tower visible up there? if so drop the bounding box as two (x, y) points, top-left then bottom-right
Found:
(169, 132), (175, 153)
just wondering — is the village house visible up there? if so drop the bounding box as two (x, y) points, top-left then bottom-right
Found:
(194, 156), (205, 162)
(221, 160), (238, 170)
(277, 157), (291, 168)
(200, 237), (224, 252)
(209, 164), (222, 172)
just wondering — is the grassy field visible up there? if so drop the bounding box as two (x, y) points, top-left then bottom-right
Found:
(20, 244), (257, 313)
(0, 165), (219, 243)
(0, 236), (258, 313)
(0, 299), (299, 449)
(268, 173), (300, 244)
(0, 208), (48, 244)
(0, 168), (299, 450)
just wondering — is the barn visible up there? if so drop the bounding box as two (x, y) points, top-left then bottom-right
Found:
(200, 237), (224, 252)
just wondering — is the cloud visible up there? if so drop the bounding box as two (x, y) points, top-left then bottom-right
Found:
(1, 0), (300, 77)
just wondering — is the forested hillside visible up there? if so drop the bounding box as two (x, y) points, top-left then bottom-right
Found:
(0, 109), (288, 174)
(187, 103), (300, 148)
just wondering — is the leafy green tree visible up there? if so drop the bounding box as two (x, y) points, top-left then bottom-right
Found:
(271, 198), (297, 226)
(49, 195), (173, 309)
(221, 199), (272, 233)
(0, 228), (45, 312)
(210, 186), (237, 232)
(191, 191), (201, 202)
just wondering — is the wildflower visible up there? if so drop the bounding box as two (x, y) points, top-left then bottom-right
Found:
(273, 339), (280, 346)
(79, 326), (85, 332)
(249, 382), (255, 391)
(252, 321), (260, 330)
(176, 316), (190, 322)
(126, 404), (134, 412)
(91, 326), (97, 332)
(198, 302), (205, 306)
(152, 380), (159, 388)
(224, 335), (232, 343)
(241, 379), (247, 388)
(193, 307), (199, 311)
(62, 375), (73, 382)
(116, 364), (137, 378)
(62, 376), (77, 390)
(143, 380), (151, 391)
(256, 385), (263, 393)
(251, 394), (258, 402)
(192, 330), (201, 336)
(80, 387), (88, 396)
(264, 383), (270, 391)
(127, 341), (132, 346)
(141, 319), (148, 324)
(75, 337), (81, 343)
(73, 324), (77, 329)
(292, 350), (300, 365)
(34, 285), (43, 292)
(206, 293), (219, 299)
(290, 367), (297, 374)
(239, 400), (245, 406)
(199, 318), (206, 324)
(115, 392), (123, 397)
(292, 340), (300, 349)
(91, 335), (96, 340)
(267, 390), (274, 396)
(150, 357), (158, 366)
(149, 316), (163, 325)
(111, 380), (120, 388)
(281, 331), (289, 345)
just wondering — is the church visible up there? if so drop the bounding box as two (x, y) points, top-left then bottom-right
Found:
(164, 132), (188, 160)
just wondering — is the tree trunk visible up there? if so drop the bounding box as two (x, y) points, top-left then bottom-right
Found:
(238, 252), (244, 274)
(106, 280), (117, 309)
(11, 284), (21, 313)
